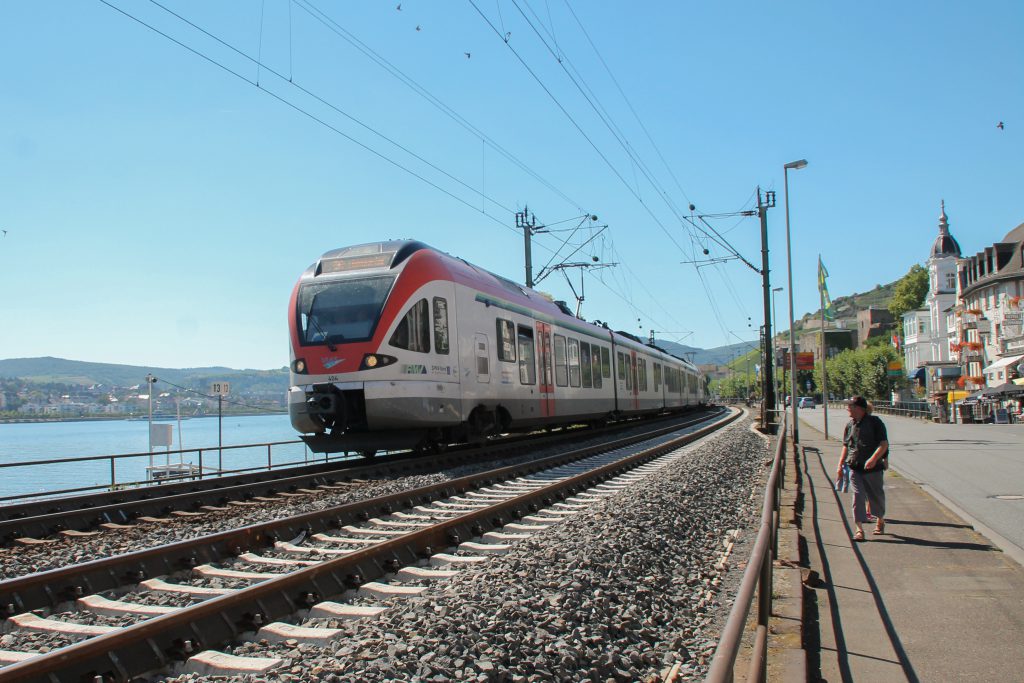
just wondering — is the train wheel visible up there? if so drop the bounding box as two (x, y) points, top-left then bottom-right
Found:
(360, 449), (377, 459)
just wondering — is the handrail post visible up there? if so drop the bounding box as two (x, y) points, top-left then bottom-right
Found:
(757, 550), (772, 683)
(110, 457), (116, 491)
(198, 450), (204, 480)
(267, 444), (272, 471)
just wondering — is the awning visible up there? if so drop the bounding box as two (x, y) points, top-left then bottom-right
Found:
(947, 390), (970, 403)
(982, 354), (1024, 375)
(909, 367), (926, 382)
(1015, 378), (1024, 386)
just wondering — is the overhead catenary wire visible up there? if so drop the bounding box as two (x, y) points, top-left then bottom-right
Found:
(108, 0), (522, 235)
(295, 0), (586, 213)
(510, 0), (767, 298)
(507, 0), (693, 227)
(471, 0), (760, 341)
(559, 0), (693, 207)
(466, 0), (691, 258)
(108, 0), (753, 347)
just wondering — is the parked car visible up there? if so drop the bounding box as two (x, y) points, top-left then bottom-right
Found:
(798, 397), (816, 409)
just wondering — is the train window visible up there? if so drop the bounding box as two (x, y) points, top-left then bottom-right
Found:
(580, 342), (592, 388)
(432, 298), (449, 354)
(638, 359), (647, 392)
(591, 347), (602, 389)
(554, 335), (568, 387)
(568, 338), (581, 387)
(496, 319), (516, 362)
(601, 347), (611, 379)
(617, 352), (626, 381)
(625, 356), (632, 391)
(654, 363), (661, 391)
(517, 325), (536, 385)
(298, 275), (394, 346)
(389, 299), (430, 353)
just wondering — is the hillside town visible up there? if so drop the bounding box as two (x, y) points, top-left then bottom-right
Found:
(0, 378), (286, 420)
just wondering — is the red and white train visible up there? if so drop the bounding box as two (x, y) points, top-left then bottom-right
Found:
(288, 241), (707, 453)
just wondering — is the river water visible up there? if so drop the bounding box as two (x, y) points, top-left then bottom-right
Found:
(0, 414), (324, 501)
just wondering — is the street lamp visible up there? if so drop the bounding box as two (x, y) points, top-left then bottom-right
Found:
(771, 286), (784, 409)
(784, 159), (808, 442)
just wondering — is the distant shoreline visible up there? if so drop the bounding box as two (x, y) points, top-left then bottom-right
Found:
(0, 412), (284, 425)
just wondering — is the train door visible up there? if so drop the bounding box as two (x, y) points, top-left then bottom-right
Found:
(630, 350), (640, 410)
(536, 321), (555, 417)
(474, 333), (490, 383)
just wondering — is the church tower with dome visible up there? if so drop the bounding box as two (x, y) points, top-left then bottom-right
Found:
(902, 202), (962, 390)
(926, 200), (962, 353)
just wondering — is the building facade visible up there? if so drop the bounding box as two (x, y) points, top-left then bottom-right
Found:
(857, 307), (894, 348)
(953, 220), (1024, 388)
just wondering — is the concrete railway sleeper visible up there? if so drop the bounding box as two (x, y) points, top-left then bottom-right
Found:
(0, 409), (739, 682)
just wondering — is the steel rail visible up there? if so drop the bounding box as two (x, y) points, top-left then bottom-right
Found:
(704, 412), (787, 683)
(0, 409), (740, 682)
(0, 410), (725, 615)
(0, 412), (701, 543)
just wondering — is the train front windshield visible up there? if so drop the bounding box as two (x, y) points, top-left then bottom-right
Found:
(297, 276), (395, 345)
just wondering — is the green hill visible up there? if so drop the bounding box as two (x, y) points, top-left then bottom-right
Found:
(796, 280), (898, 331)
(0, 357), (287, 397)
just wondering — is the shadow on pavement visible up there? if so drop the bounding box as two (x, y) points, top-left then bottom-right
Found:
(870, 534), (996, 552)
(807, 446), (922, 683)
(884, 518), (973, 530)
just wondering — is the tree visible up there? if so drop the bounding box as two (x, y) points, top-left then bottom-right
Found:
(814, 345), (904, 401)
(888, 264), (929, 321)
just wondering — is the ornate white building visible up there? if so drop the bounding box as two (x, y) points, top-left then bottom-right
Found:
(954, 219), (1024, 387)
(902, 202), (961, 387)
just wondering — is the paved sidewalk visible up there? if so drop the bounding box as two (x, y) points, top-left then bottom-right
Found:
(797, 419), (1024, 682)
(799, 408), (1024, 562)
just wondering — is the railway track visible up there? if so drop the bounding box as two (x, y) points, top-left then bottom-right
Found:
(0, 412), (710, 546)
(0, 408), (738, 682)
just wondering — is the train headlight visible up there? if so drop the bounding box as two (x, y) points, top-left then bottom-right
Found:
(360, 353), (397, 370)
(292, 359), (308, 374)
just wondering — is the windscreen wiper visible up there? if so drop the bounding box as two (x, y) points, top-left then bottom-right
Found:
(308, 316), (337, 352)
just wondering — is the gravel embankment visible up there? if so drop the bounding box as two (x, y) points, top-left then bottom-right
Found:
(0, 418), (714, 581)
(164, 414), (769, 683)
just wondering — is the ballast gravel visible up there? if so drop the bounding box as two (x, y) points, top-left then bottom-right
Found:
(163, 414), (769, 683)
(0, 419), (711, 581)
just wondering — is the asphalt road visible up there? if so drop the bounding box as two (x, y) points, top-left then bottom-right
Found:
(798, 407), (1024, 562)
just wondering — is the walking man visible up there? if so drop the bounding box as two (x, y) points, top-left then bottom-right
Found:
(836, 395), (889, 541)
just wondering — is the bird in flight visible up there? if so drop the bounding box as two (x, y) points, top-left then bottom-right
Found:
(465, 52), (471, 59)
(997, 121), (1004, 130)
(396, 3), (401, 10)
(416, 24), (421, 31)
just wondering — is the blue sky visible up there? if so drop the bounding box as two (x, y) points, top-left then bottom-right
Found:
(1, 1), (1020, 370)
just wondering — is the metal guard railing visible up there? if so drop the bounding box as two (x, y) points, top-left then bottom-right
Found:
(705, 411), (788, 683)
(0, 440), (324, 504)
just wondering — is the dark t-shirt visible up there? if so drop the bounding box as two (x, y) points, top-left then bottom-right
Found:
(843, 415), (888, 471)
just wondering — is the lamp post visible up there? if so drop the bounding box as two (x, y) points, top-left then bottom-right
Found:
(784, 159), (808, 442)
(772, 286), (783, 411)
